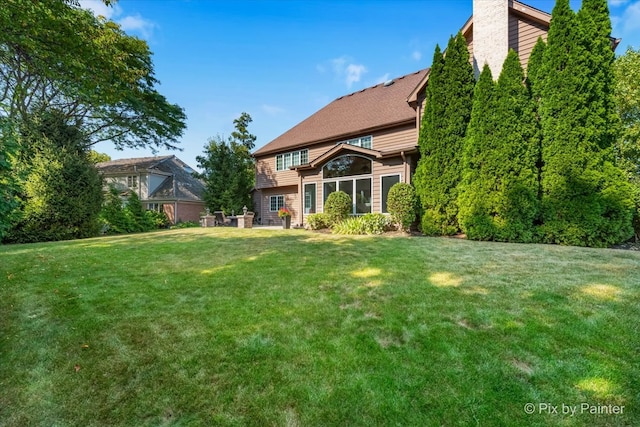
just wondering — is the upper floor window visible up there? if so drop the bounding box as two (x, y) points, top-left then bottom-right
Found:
(276, 149), (308, 171)
(338, 135), (372, 149)
(127, 175), (138, 188)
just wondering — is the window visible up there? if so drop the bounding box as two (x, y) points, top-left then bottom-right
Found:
(269, 195), (285, 212)
(381, 174), (401, 213)
(323, 155), (372, 179)
(322, 155), (373, 215)
(337, 135), (372, 149)
(127, 175), (138, 188)
(276, 149), (309, 171)
(304, 183), (316, 214)
(147, 203), (164, 213)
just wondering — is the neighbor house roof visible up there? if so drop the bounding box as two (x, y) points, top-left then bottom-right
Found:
(95, 155), (174, 174)
(253, 68), (429, 156)
(96, 155), (205, 202)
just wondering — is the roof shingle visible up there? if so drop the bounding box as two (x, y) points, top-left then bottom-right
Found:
(253, 68), (429, 156)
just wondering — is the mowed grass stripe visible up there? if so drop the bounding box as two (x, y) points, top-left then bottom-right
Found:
(1, 228), (638, 426)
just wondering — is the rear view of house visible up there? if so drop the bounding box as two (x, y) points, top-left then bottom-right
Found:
(253, 0), (560, 227)
(96, 155), (206, 224)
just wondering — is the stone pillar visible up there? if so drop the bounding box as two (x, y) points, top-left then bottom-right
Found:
(473, 0), (509, 79)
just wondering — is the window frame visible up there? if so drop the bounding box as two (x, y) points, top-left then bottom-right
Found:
(269, 195), (285, 212)
(380, 173), (401, 214)
(336, 135), (373, 150)
(127, 175), (138, 188)
(304, 183), (316, 214)
(275, 149), (309, 171)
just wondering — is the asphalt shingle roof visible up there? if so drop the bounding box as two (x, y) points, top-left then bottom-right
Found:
(253, 68), (429, 156)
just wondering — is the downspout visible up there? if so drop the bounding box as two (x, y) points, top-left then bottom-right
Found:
(401, 151), (408, 183)
(173, 174), (178, 223)
(299, 174), (304, 227)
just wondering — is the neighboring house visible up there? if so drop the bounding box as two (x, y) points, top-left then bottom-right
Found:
(252, 0), (619, 227)
(96, 155), (206, 224)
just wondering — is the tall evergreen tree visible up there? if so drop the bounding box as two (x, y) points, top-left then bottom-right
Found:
(540, 0), (633, 246)
(5, 111), (104, 243)
(490, 50), (539, 241)
(415, 33), (474, 235)
(459, 52), (538, 242)
(525, 38), (547, 208)
(458, 64), (496, 240)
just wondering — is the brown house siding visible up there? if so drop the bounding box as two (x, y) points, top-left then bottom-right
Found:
(255, 124), (416, 192)
(258, 186), (299, 226)
(508, 13), (547, 71)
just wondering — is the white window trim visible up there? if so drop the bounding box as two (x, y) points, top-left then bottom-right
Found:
(321, 175), (373, 215)
(303, 183), (317, 215)
(275, 149), (309, 172)
(269, 195), (285, 212)
(336, 135), (373, 149)
(380, 173), (402, 214)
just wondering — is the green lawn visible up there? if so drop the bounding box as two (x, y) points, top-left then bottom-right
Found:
(1, 228), (638, 426)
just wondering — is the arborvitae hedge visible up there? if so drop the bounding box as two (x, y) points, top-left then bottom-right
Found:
(459, 51), (538, 242)
(458, 64), (496, 240)
(415, 33), (474, 235)
(539, 0), (633, 246)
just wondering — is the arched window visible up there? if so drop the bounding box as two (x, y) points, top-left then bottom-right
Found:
(322, 155), (372, 215)
(323, 155), (372, 179)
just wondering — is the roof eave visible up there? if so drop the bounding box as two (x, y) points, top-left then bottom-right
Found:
(253, 118), (415, 158)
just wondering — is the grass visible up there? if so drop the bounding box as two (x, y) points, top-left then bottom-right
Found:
(1, 227), (639, 426)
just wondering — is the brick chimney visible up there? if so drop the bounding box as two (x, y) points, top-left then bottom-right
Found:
(472, 0), (509, 79)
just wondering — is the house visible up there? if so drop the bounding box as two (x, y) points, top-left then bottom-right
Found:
(96, 155), (206, 224)
(252, 0), (618, 226)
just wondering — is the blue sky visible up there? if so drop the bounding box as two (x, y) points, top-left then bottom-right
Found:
(84, 0), (640, 170)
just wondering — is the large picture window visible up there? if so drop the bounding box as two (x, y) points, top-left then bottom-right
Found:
(381, 174), (401, 213)
(323, 155), (372, 179)
(322, 155), (372, 215)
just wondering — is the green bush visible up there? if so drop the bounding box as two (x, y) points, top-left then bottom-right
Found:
(387, 183), (417, 232)
(324, 191), (352, 224)
(306, 213), (331, 230)
(146, 210), (171, 229)
(332, 213), (392, 235)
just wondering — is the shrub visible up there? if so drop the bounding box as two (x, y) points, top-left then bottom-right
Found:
(387, 183), (417, 232)
(332, 213), (392, 235)
(306, 213), (331, 230)
(324, 191), (352, 224)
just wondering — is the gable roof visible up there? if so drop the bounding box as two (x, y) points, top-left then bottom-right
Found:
(95, 155), (174, 174)
(253, 68), (429, 156)
(96, 155), (205, 202)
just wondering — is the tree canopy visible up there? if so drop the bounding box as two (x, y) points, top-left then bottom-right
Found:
(197, 113), (256, 215)
(0, 0), (186, 151)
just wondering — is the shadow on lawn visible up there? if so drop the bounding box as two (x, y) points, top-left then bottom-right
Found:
(1, 227), (639, 425)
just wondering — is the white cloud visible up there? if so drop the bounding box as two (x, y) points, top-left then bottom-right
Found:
(79, 0), (156, 39)
(345, 64), (367, 87)
(375, 73), (390, 85)
(609, 0), (629, 7)
(329, 56), (367, 88)
(412, 50), (422, 61)
(621, 1), (640, 33)
(78, 0), (120, 19)
(262, 104), (285, 116)
(118, 14), (156, 39)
